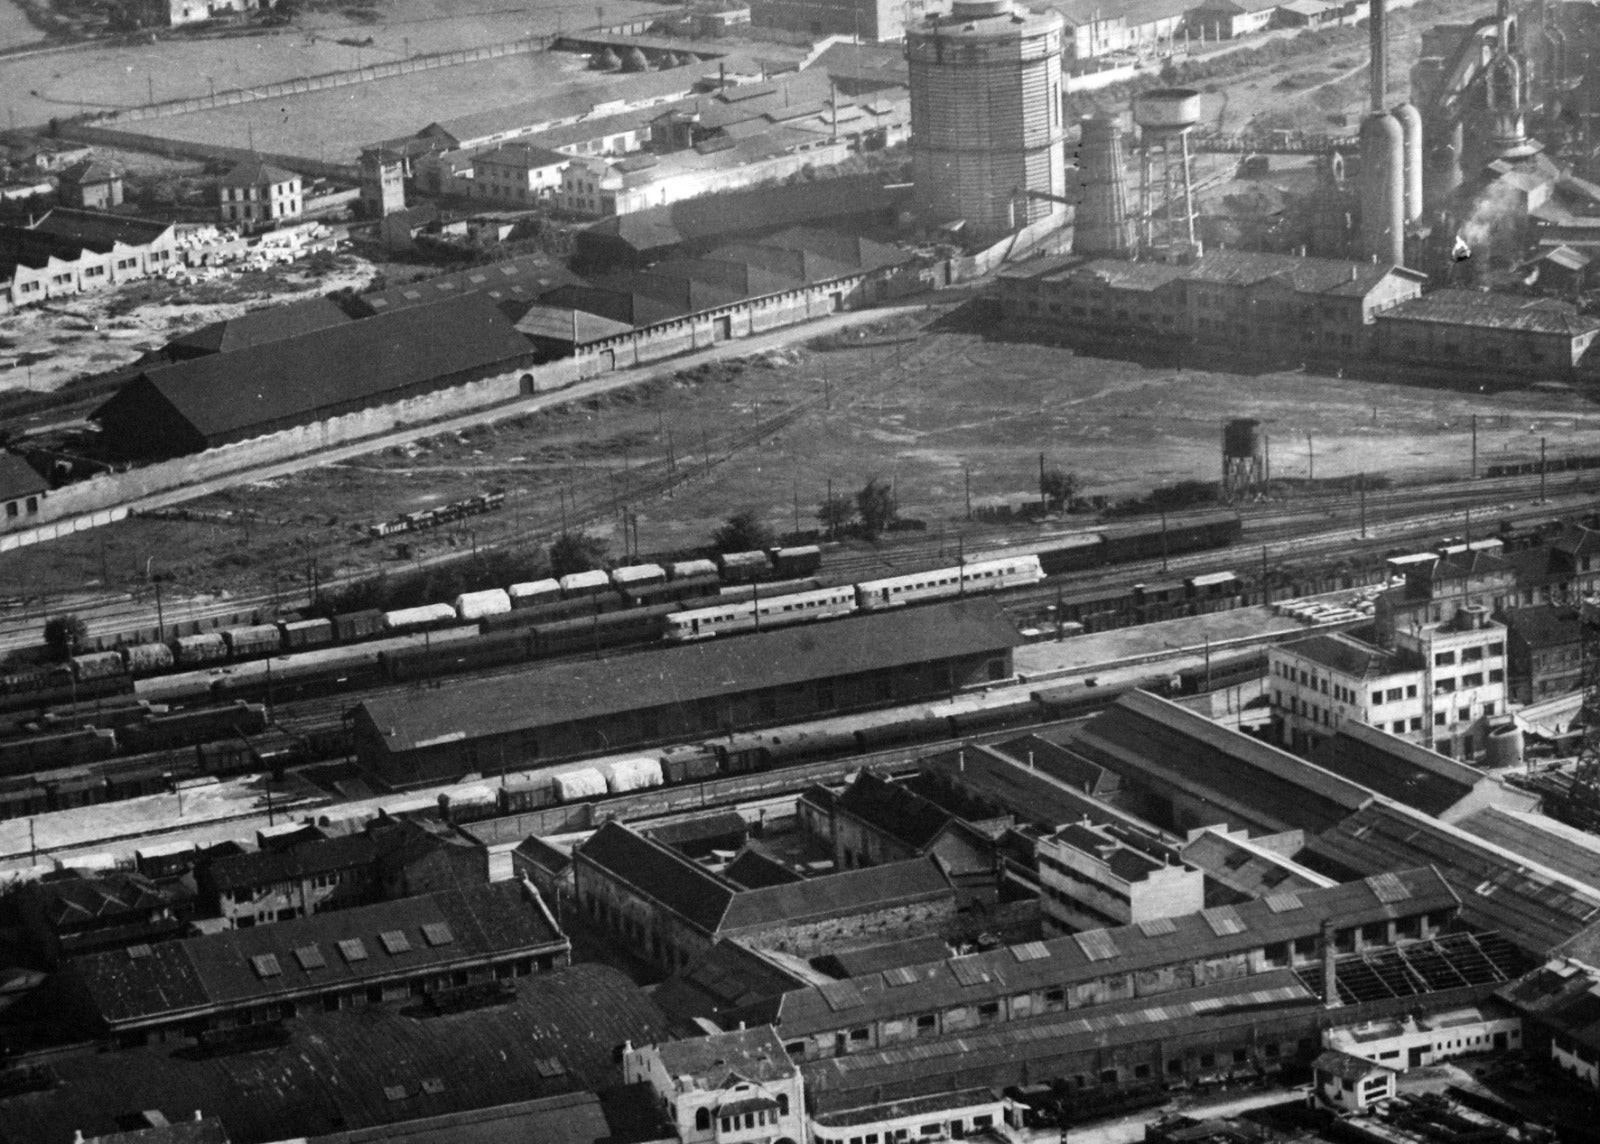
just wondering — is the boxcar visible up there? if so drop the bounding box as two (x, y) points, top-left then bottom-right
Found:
(717, 551), (771, 583)
(173, 633), (228, 665)
(509, 580), (562, 608)
(222, 624), (282, 658)
(770, 545), (823, 578)
(279, 618), (334, 650)
(71, 651), (126, 683)
(334, 610), (384, 642)
(122, 642), (176, 674)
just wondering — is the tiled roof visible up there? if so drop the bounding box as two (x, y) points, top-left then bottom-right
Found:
(96, 293), (533, 445)
(56, 159), (120, 185)
(644, 810), (752, 852)
(578, 821), (737, 934)
(1500, 604), (1581, 648)
(1499, 959), (1600, 1052)
(165, 295), (352, 356)
(1379, 289), (1600, 336)
(1554, 522), (1600, 558)
(653, 940), (810, 1023)
(0, 452), (46, 501)
(28, 870), (177, 928)
(990, 734), (1117, 796)
(514, 304), (635, 345)
(1307, 723), (1482, 818)
(219, 160), (299, 188)
(834, 772), (955, 851)
(745, 868), (1454, 1038)
(1179, 829), (1332, 898)
(1067, 691), (1373, 834)
(207, 831), (379, 893)
(68, 881), (566, 1027)
(1280, 632), (1403, 679)
(15, 964), (664, 1144)
(473, 142), (571, 170)
(356, 600), (1021, 756)
(723, 849), (805, 889)
(721, 858), (952, 932)
(353, 254), (585, 316)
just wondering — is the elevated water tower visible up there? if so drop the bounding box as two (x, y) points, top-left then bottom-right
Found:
(1134, 87), (1202, 257)
(1222, 418), (1266, 500)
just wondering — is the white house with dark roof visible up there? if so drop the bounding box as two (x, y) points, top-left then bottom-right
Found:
(0, 453), (47, 528)
(625, 1025), (806, 1144)
(218, 160), (303, 226)
(1268, 632), (1424, 754)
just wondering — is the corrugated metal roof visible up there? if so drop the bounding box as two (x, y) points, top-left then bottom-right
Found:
(754, 867), (1453, 1039)
(166, 296), (353, 356)
(1308, 722), (1482, 818)
(1379, 288), (1600, 336)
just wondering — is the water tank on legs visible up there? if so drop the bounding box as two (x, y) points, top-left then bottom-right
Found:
(1360, 110), (1405, 266)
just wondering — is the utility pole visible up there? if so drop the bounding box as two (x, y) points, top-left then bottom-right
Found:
(1359, 473), (1367, 539)
(1039, 452), (1047, 516)
(1160, 511), (1169, 572)
(1307, 433), (1314, 484)
(1471, 413), (1477, 480)
(826, 477), (834, 540)
(153, 577), (165, 643)
(1261, 545), (1269, 606)
(964, 465), (972, 522)
(1541, 436), (1548, 502)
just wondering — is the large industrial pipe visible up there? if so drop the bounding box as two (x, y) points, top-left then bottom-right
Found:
(1393, 102), (1424, 224)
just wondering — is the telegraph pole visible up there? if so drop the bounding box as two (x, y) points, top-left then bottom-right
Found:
(1471, 413), (1478, 480)
(1541, 436), (1548, 502)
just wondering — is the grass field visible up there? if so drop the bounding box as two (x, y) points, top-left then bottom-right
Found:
(7, 309), (1600, 610)
(0, 0), (673, 129)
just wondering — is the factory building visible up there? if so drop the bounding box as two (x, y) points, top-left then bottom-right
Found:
(352, 601), (1021, 788)
(1037, 820), (1203, 933)
(907, 0), (1068, 239)
(0, 209), (179, 312)
(997, 250), (1424, 358)
(729, 867), (1462, 1062)
(55, 880), (570, 1043)
(1373, 288), (1600, 375)
(92, 294), (538, 460)
(573, 821), (958, 974)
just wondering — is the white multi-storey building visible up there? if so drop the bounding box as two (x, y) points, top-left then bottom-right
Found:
(625, 1026), (807, 1144)
(1036, 820), (1203, 934)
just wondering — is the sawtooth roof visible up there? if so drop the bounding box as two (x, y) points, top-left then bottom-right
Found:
(67, 880), (566, 1028)
(1308, 800), (1600, 955)
(1067, 690), (1373, 834)
(96, 293), (533, 447)
(741, 867), (1454, 1038)
(1307, 722), (1483, 818)
(9, 963), (665, 1144)
(1379, 289), (1600, 337)
(356, 600), (1021, 756)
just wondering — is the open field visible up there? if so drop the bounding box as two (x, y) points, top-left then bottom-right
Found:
(0, 0), (674, 128)
(6, 307), (1600, 611)
(0, 0), (43, 49)
(121, 49), (624, 164)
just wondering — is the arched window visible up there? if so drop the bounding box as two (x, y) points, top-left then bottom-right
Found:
(696, 1108), (711, 1132)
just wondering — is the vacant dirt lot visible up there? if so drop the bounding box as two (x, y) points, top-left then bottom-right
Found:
(8, 308), (1600, 611)
(0, 0), (674, 128)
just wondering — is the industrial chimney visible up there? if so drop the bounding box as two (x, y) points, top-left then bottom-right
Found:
(1360, 0), (1406, 266)
(1321, 920), (1343, 1009)
(1074, 113), (1133, 256)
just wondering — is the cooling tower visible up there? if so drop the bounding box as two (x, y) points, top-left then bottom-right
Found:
(907, 0), (1068, 239)
(1074, 113), (1132, 256)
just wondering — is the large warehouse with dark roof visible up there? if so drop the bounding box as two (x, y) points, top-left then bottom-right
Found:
(93, 293), (537, 459)
(353, 601), (1022, 787)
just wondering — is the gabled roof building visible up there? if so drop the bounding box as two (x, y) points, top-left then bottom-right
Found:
(57, 879), (569, 1042)
(94, 293), (537, 459)
(575, 820), (956, 974)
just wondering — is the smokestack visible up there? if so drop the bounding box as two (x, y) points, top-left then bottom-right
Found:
(1369, 0), (1387, 111)
(1321, 920), (1343, 1009)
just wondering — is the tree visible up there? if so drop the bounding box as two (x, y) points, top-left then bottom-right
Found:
(1040, 468), (1079, 513)
(548, 531), (608, 578)
(712, 510), (775, 554)
(856, 478), (898, 540)
(816, 492), (856, 538)
(43, 614), (89, 661)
